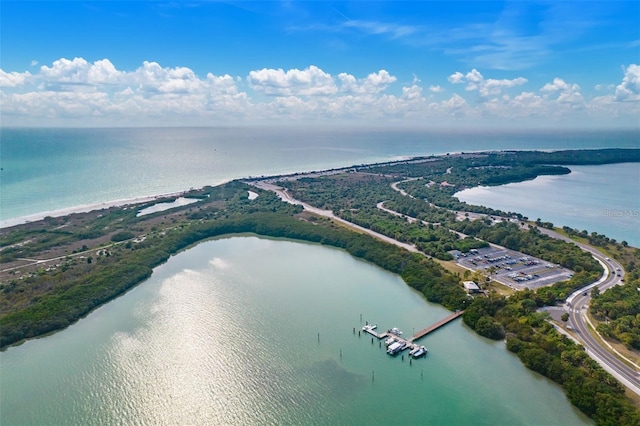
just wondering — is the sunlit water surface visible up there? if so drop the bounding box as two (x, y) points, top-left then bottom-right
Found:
(1, 237), (590, 425)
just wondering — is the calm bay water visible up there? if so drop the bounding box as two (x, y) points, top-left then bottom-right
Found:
(0, 237), (590, 425)
(456, 163), (640, 247)
(1, 127), (638, 224)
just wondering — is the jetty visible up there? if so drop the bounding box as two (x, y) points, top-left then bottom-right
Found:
(360, 310), (464, 357)
(407, 310), (464, 343)
(362, 324), (387, 339)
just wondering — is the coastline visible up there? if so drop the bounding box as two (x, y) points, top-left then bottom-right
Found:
(3, 147), (638, 231)
(0, 190), (190, 229)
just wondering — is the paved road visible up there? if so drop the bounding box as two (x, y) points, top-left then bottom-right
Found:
(388, 177), (640, 395)
(390, 178), (417, 199)
(252, 177), (640, 395)
(565, 255), (640, 395)
(250, 181), (419, 254)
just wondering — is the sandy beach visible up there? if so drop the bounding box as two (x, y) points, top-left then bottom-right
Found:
(0, 191), (188, 229)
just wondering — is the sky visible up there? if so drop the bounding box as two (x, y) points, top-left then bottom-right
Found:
(1, 1), (639, 128)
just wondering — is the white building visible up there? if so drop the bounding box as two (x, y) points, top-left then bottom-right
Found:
(463, 281), (481, 294)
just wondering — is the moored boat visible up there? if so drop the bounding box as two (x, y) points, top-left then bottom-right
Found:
(388, 327), (403, 336)
(386, 341), (406, 355)
(411, 346), (427, 358)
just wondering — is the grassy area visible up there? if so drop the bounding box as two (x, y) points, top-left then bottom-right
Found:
(437, 259), (468, 276)
(586, 310), (640, 368)
(437, 260), (514, 296)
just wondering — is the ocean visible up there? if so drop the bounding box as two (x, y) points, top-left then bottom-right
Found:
(1, 127), (638, 242)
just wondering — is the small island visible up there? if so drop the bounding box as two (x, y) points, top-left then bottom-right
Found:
(1, 148), (639, 424)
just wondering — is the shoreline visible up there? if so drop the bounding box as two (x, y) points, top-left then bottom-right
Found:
(0, 151), (528, 229)
(0, 190), (190, 229)
(2, 148), (639, 232)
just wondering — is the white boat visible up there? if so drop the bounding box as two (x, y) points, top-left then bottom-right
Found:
(412, 346), (427, 358)
(385, 336), (397, 346)
(387, 341), (405, 355)
(389, 327), (403, 336)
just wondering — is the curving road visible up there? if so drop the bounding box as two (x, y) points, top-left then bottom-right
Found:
(250, 181), (419, 254)
(251, 176), (640, 395)
(565, 254), (640, 395)
(388, 178), (640, 395)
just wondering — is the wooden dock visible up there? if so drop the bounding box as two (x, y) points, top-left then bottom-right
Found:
(360, 310), (464, 358)
(362, 324), (389, 340)
(407, 310), (464, 343)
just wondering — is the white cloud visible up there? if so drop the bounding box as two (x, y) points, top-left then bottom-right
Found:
(87, 59), (122, 85)
(448, 72), (465, 84)
(248, 66), (336, 96)
(116, 87), (135, 97)
(481, 77), (527, 96)
(133, 61), (203, 94)
(541, 77), (580, 93)
(206, 73), (238, 95)
(449, 69), (527, 97)
(338, 70), (397, 95)
(512, 92), (544, 109)
(40, 57), (123, 86)
(615, 64), (640, 102)
(464, 69), (484, 89)
(402, 84), (423, 101)
(1, 57), (639, 128)
(541, 77), (584, 105)
(588, 93), (640, 120)
(0, 69), (32, 87)
(4, 90), (111, 117)
(444, 93), (468, 109)
(556, 91), (584, 104)
(594, 84), (614, 91)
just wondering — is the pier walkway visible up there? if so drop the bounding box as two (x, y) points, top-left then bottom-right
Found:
(408, 310), (464, 343)
(361, 310), (464, 356)
(362, 324), (388, 340)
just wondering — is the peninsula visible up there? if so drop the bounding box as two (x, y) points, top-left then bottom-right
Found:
(1, 148), (639, 424)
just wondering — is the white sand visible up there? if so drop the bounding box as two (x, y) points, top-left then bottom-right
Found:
(1, 191), (187, 229)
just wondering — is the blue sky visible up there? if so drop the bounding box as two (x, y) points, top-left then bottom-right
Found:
(1, 1), (639, 128)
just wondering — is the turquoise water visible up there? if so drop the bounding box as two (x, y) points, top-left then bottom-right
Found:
(1, 127), (638, 222)
(0, 237), (590, 425)
(456, 163), (640, 247)
(136, 196), (200, 217)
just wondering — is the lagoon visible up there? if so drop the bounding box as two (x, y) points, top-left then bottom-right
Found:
(136, 196), (201, 217)
(455, 163), (640, 247)
(0, 237), (590, 425)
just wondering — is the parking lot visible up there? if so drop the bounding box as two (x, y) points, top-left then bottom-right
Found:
(451, 246), (574, 290)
